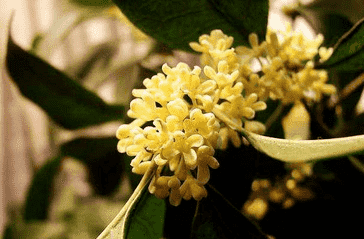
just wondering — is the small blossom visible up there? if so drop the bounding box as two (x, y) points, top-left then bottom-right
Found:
(179, 175), (208, 201)
(318, 47), (333, 62)
(183, 109), (219, 139)
(167, 98), (189, 120)
(196, 146), (219, 184)
(190, 30), (239, 72)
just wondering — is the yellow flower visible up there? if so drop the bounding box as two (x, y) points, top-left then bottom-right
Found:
(117, 32), (267, 204)
(179, 174), (208, 201)
(190, 29), (239, 72)
(117, 27), (336, 205)
(183, 109), (219, 139)
(236, 24), (336, 104)
(196, 146), (219, 184)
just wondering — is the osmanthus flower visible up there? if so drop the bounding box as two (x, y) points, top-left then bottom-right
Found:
(234, 24), (336, 104)
(117, 26), (335, 206)
(117, 48), (266, 205)
(190, 31), (267, 143)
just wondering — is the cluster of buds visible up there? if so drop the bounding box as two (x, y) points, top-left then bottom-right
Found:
(117, 26), (336, 205)
(117, 30), (267, 205)
(233, 25), (336, 103)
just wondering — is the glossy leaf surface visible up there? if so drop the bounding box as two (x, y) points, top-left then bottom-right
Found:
(6, 35), (125, 129)
(112, 0), (268, 52)
(319, 18), (364, 70)
(123, 187), (166, 239)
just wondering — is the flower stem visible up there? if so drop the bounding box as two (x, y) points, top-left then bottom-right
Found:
(264, 102), (284, 131)
(349, 156), (364, 175)
(328, 72), (364, 108)
(97, 161), (157, 239)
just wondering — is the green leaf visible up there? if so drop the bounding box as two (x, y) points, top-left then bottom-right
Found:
(318, 17), (364, 70)
(242, 129), (364, 163)
(61, 137), (119, 162)
(191, 185), (267, 239)
(24, 157), (62, 221)
(112, 0), (268, 52)
(6, 34), (125, 129)
(123, 187), (166, 239)
(163, 200), (197, 238)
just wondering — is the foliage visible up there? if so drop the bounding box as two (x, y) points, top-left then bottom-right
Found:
(4, 0), (364, 238)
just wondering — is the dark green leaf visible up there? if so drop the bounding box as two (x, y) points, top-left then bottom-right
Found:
(124, 186), (166, 239)
(112, 0), (268, 52)
(318, 17), (364, 70)
(207, 0), (268, 43)
(191, 184), (268, 239)
(164, 199), (197, 238)
(24, 157), (62, 221)
(61, 137), (124, 196)
(61, 137), (118, 162)
(6, 35), (125, 129)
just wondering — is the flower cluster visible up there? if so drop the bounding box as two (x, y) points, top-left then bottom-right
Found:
(240, 25), (336, 103)
(117, 26), (336, 205)
(117, 31), (267, 205)
(191, 26), (336, 104)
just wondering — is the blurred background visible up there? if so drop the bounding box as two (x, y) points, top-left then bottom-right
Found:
(1, 0), (364, 238)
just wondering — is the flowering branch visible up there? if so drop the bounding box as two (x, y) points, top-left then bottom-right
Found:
(115, 26), (337, 206)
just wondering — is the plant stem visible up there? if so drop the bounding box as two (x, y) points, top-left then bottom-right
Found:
(329, 72), (364, 108)
(97, 161), (157, 239)
(348, 156), (364, 175)
(264, 102), (284, 131)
